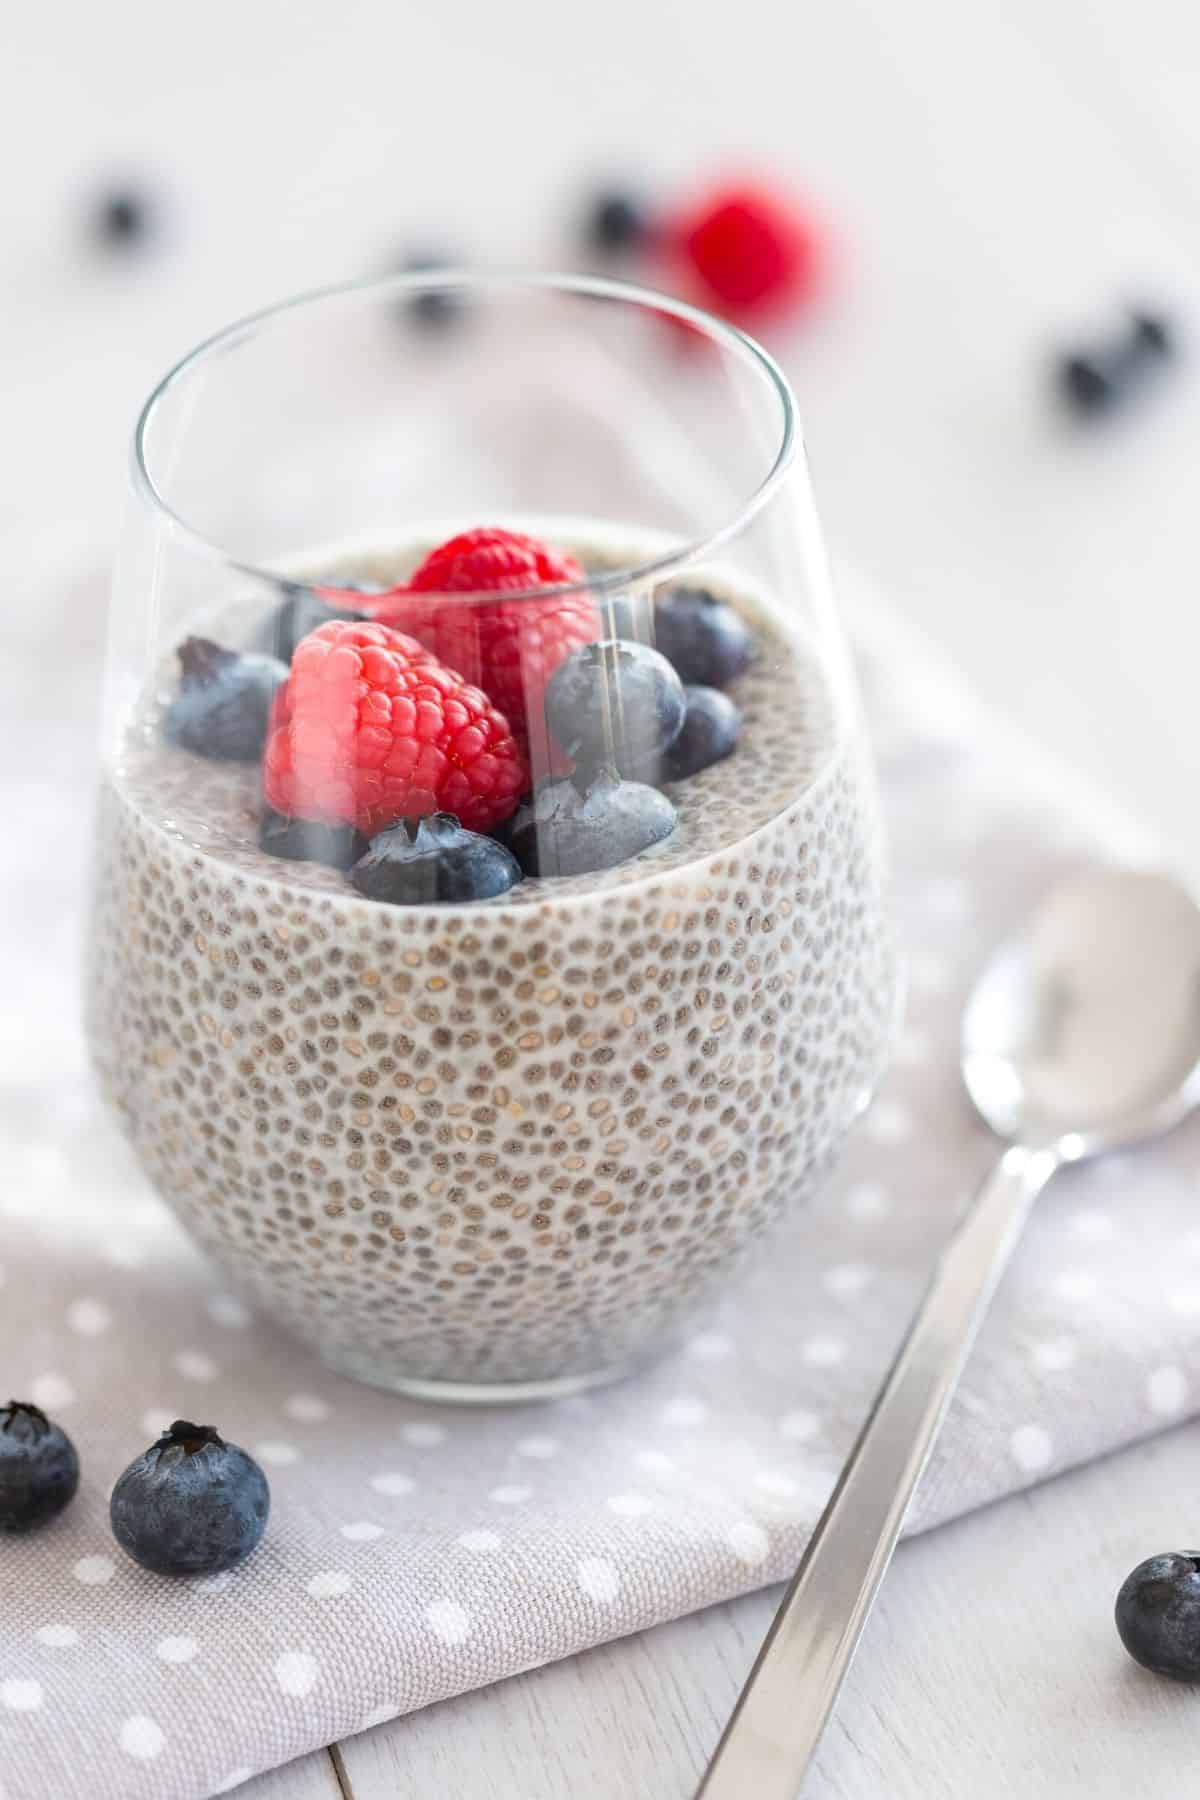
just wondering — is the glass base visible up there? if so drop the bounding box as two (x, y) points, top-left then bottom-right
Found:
(318, 1343), (650, 1406)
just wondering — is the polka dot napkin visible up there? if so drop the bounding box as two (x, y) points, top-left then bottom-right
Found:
(2, 600), (1196, 1800)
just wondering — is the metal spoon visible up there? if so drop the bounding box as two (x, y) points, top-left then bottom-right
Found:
(697, 867), (1200, 1800)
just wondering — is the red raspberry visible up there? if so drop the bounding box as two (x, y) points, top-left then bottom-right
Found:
(262, 620), (526, 836)
(366, 528), (599, 748)
(674, 182), (820, 319)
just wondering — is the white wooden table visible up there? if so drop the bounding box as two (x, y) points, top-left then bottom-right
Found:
(8, 0), (1200, 1792)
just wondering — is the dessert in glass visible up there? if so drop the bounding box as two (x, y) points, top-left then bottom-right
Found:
(85, 272), (896, 1401)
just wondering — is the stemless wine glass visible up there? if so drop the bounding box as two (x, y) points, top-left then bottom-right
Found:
(85, 272), (895, 1402)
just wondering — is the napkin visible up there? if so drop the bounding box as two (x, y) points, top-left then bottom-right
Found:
(0, 580), (1194, 1800)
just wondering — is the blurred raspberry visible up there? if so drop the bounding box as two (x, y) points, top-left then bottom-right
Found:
(673, 182), (821, 319)
(262, 619), (526, 836)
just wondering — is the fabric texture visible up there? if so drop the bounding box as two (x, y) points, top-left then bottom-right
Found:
(0, 594), (1193, 1800)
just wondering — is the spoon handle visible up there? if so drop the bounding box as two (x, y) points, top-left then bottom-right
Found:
(695, 1142), (1060, 1800)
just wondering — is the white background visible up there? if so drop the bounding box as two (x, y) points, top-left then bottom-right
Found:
(6, 2), (1200, 1794)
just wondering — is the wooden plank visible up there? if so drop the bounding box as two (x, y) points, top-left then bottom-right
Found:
(239, 1750), (346, 1800)
(335, 1425), (1200, 1798)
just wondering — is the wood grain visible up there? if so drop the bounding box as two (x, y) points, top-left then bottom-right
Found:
(240, 1752), (344, 1800)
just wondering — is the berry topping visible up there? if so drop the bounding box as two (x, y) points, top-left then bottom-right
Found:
(369, 528), (599, 748)
(652, 586), (754, 688)
(396, 249), (467, 329)
(1116, 1553), (1200, 1680)
(674, 182), (820, 318)
(351, 812), (522, 905)
(544, 638), (685, 779)
(661, 686), (741, 780)
(259, 807), (368, 871)
(110, 1420), (270, 1577)
(165, 638), (286, 762)
(257, 582), (369, 664)
(262, 619), (526, 836)
(0, 1401), (80, 1534)
(509, 769), (676, 877)
(94, 186), (154, 249)
(585, 189), (651, 254)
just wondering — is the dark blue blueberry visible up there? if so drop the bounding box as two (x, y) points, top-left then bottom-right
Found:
(662, 685), (741, 779)
(1057, 307), (1177, 420)
(1057, 353), (1117, 416)
(259, 807), (368, 871)
(257, 583), (369, 664)
(585, 189), (650, 254)
(1116, 1553), (1200, 1679)
(350, 813), (522, 904)
(396, 251), (466, 330)
(110, 1420), (269, 1577)
(544, 639), (685, 777)
(165, 638), (285, 762)
(510, 769), (676, 877)
(94, 187), (153, 249)
(0, 1401), (79, 1534)
(651, 588), (754, 688)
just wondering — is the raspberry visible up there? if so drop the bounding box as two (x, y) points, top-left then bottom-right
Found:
(674, 182), (820, 318)
(262, 620), (527, 836)
(367, 528), (599, 748)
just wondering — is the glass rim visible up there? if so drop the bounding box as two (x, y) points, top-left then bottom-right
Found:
(130, 269), (798, 601)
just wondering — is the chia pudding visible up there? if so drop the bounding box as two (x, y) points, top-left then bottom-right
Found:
(85, 528), (895, 1398)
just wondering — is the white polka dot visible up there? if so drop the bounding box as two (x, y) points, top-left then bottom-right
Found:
(1, 1680), (42, 1712)
(141, 1409), (175, 1439)
(577, 1558), (621, 1603)
(893, 1029), (930, 1068)
(35, 1625), (78, 1648)
(401, 1422), (446, 1448)
(340, 1521), (384, 1542)
(908, 950), (949, 993)
(801, 1336), (846, 1369)
(1054, 1271), (1097, 1302)
(1010, 1425), (1054, 1472)
(488, 1484), (531, 1505)
(30, 1375), (74, 1411)
(370, 1472), (414, 1497)
(607, 1493), (652, 1516)
(274, 1651), (320, 1698)
(285, 1395), (329, 1424)
(67, 1297), (111, 1336)
(1031, 1338), (1077, 1373)
(1148, 1366), (1188, 1415)
(306, 1570), (352, 1599)
(457, 1529), (501, 1552)
(211, 1772), (254, 1796)
(687, 1332), (732, 1362)
(822, 1263), (873, 1301)
(156, 1635), (198, 1664)
(727, 1521), (770, 1567)
(753, 1471), (798, 1498)
(634, 1450), (675, 1474)
(1072, 1210), (1115, 1241)
(101, 1240), (146, 1270)
(864, 1099), (912, 1145)
(72, 1555), (114, 1586)
(174, 1350), (216, 1382)
(425, 1598), (472, 1643)
(195, 1571), (233, 1594)
(516, 1435), (557, 1459)
(662, 1397), (706, 1428)
(206, 1293), (251, 1329)
(779, 1408), (820, 1442)
(119, 1716), (165, 1760)
(255, 1441), (300, 1466)
(845, 1181), (891, 1221)
(1168, 1284), (1200, 1317)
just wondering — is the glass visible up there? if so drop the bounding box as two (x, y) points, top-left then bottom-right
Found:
(85, 271), (896, 1402)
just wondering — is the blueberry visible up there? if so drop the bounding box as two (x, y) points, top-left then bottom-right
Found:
(94, 187), (153, 249)
(0, 1401), (79, 1534)
(585, 189), (650, 254)
(651, 587), (754, 688)
(661, 685), (741, 779)
(1116, 1552), (1200, 1680)
(509, 769), (676, 876)
(110, 1420), (269, 1577)
(256, 583), (369, 664)
(544, 639), (685, 777)
(1057, 353), (1116, 416)
(165, 638), (285, 762)
(350, 813), (522, 904)
(396, 250), (466, 330)
(259, 807), (368, 871)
